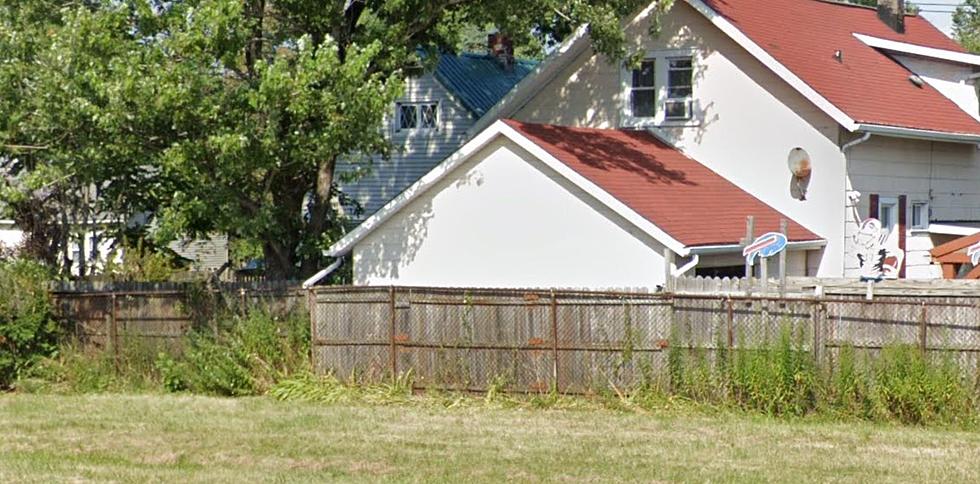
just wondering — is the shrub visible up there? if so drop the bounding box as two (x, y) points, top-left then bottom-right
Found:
(158, 310), (310, 396)
(0, 259), (58, 388)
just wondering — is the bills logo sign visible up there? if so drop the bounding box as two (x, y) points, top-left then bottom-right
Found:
(968, 242), (980, 266)
(743, 232), (788, 266)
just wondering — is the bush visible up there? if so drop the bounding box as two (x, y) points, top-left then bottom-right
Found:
(158, 310), (309, 396)
(0, 259), (58, 389)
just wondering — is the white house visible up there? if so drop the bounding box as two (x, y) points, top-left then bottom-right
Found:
(322, 120), (822, 289)
(316, 0), (980, 288)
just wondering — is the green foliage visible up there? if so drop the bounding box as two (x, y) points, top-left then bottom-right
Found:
(727, 326), (817, 415)
(18, 337), (168, 394)
(665, 328), (976, 425)
(955, 0), (980, 53)
(0, 259), (58, 388)
(0, 0), (657, 278)
(158, 310), (310, 396)
(871, 345), (972, 425)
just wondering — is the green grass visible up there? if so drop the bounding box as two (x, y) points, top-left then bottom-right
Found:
(1, 393), (979, 482)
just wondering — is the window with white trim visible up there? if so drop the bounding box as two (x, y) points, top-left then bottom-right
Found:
(623, 52), (696, 125)
(396, 101), (439, 132)
(629, 60), (657, 118)
(665, 57), (693, 120)
(910, 201), (929, 230)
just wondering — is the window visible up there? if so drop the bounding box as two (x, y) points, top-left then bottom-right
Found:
(910, 201), (929, 230)
(396, 102), (438, 132)
(629, 60), (657, 118)
(878, 197), (899, 236)
(624, 53), (695, 124)
(665, 57), (693, 120)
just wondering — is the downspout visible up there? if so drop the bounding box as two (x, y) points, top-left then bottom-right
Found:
(302, 257), (345, 288)
(840, 131), (872, 275)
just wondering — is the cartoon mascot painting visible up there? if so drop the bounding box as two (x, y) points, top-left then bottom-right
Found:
(848, 191), (904, 281)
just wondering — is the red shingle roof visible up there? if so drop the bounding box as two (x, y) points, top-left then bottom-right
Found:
(701, 0), (980, 136)
(504, 120), (821, 247)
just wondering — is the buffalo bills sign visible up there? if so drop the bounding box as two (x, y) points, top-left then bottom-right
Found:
(969, 241), (980, 266)
(742, 232), (787, 266)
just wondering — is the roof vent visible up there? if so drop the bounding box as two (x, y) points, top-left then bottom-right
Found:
(877, 0), (906, 34)
(909, 74), (925, 88)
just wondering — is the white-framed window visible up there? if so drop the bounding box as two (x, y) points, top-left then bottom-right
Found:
(629, 60), (657, 118)
(622, 50), (697, 126)
(878, 197), (899, 236)
(665, 57), (693, 120)
(910, 200), (929, 230)
(396, 101), (439, 132)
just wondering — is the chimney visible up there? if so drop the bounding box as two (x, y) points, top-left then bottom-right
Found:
(877, 0), (905, 34)
(488, 33), (514, 70)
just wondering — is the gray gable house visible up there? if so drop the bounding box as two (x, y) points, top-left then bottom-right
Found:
(338, 42), (536, 224)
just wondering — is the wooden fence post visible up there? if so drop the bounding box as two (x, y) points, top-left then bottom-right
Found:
(110, 294), (119, 372)
(239, 287), (247, 316)
(919, 302), (928, 353)
(308, 287), (317, 369)
(389, 286), (397, 378)
(726, 297), (734, 350)
(812, 300), (823, 366)
(550, 290), (559, 392)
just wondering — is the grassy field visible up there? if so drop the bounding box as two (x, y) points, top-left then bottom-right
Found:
(1, 393), (979, 483)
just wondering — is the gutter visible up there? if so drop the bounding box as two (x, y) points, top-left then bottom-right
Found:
(855, 124), (980, 145)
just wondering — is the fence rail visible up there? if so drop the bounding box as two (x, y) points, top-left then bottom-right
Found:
(310, 286), (980, 393)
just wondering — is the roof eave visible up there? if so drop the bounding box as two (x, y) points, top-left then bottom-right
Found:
(853, 33), (980, 67)
(856, 124), (980, 144)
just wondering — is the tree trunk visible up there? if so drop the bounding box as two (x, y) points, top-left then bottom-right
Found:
(301, 156), (338, 276)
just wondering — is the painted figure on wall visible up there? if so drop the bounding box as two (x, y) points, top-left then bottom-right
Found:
(848, 190), (904, 280)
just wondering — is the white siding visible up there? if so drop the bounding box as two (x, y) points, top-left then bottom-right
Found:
(352, 138), (669, 289)
(512, 2), (846, 277)
(338, 73), (475, 222)
(847, 137), (980, 279)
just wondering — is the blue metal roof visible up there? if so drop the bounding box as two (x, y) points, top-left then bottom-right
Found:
(434, 53), (537, 118)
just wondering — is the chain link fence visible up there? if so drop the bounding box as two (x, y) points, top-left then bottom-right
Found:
(311, 287), (980, 393)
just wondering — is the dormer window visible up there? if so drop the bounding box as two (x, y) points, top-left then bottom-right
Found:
(396, 101), (439, 132)
(623, 51), (697, 126)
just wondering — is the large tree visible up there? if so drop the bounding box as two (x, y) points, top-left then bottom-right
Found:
(1, 0), (659, 279)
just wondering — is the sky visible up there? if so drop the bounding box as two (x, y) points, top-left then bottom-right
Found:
(911, 0), (962, 36)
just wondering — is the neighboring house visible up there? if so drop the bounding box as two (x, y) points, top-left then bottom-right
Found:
(337, 39), (536, 223)
(316, 0), (980, 288)
(326, 120), (822, 288)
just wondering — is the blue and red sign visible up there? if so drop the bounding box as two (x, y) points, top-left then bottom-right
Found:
(743, 232), (788, 265)
(968, 241), (980, 266)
